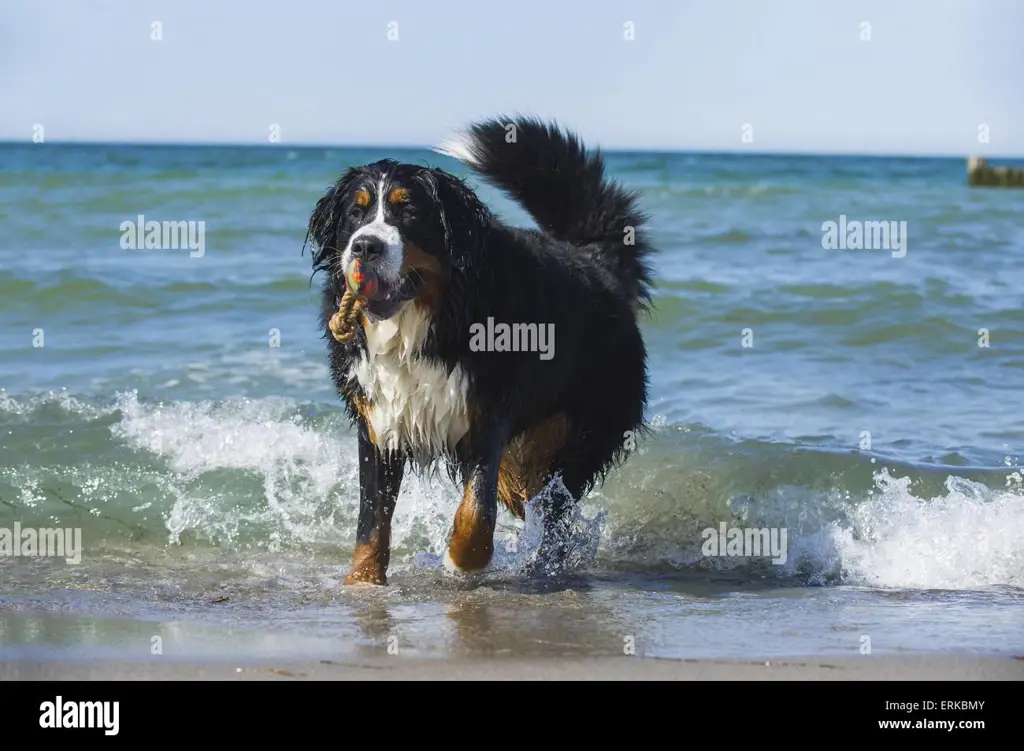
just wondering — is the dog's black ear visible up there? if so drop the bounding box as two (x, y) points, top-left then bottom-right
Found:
(304, 168), (360, 273)
(417, 168), (490, 270)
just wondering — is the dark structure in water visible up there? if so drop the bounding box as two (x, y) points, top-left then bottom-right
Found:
(967, 156), (1024, 187)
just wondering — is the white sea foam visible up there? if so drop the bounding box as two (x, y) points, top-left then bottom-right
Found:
(107, 392), (602, 572)
(830, 470), (1024, 589)
(110, 392), (465, 557)
(597, 464), (1024, 590)
(109, 395), (1024, 588)
(5, 391), (1019, 590)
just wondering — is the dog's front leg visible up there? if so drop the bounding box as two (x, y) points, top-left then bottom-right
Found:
(443, 419), (508, 574)
(344, 418), (404, 586)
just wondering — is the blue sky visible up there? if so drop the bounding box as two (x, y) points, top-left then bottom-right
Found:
(2, 0), (1022, 155)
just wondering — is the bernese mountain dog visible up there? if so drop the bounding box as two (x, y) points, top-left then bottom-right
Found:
(304, 116), (655, 585)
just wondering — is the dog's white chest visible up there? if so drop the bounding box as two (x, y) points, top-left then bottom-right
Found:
(349, 305), (470, 458)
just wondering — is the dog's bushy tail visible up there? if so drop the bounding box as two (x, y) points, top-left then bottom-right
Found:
(436, 115), (655, 312)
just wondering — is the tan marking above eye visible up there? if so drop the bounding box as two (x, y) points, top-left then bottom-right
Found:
(354, 189), (371, 207)
(388, 187), (410, 204)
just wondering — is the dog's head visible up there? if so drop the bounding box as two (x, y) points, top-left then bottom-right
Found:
(306, 159), (490, 320)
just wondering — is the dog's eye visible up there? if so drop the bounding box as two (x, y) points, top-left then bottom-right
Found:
(347, 205), (364, 220)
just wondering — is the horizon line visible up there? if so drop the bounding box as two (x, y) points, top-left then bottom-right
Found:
(1, 138), (1021, 161)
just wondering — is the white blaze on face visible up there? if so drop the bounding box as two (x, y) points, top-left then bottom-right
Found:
(341, 179), (404, 282)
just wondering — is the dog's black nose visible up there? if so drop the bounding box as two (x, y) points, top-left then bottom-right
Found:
(351, 237), (385, 260)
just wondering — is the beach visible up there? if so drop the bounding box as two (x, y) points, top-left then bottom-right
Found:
(2, 144), (1022, 672)
(7, 654), (1023, 681)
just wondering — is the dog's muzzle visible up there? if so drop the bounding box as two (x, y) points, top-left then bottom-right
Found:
(336, 272), (421, 321)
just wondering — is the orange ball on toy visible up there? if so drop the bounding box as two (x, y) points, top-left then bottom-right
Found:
(345, 259), (378, 299)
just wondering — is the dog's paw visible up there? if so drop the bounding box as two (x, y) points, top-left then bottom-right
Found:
(442, 549), (482, 574)
(343, 570), (387, 587)
(443, 527), (495, 574)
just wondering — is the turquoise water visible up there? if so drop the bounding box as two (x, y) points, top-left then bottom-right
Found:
(1, 143), (1022, 661)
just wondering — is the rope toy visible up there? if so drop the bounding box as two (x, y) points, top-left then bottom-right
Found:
(329, 259), (378, 343)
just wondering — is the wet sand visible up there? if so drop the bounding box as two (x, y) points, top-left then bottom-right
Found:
(6, 655), (1023, 681)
